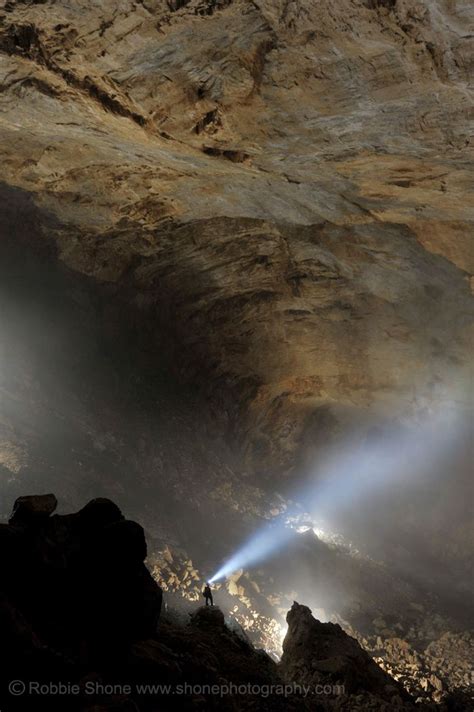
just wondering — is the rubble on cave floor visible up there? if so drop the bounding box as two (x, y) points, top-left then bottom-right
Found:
(148, 533), (474, 706)
(7, 492), (466, 711)
(339, 610), (474, 704)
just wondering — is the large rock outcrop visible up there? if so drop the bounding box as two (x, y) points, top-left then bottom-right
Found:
(0, 0), (472, 477)
(281, 601), (411, 706)
(0, 494), (163, 711)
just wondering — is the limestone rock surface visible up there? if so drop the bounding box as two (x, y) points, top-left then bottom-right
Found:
(0, 0), (472, 475)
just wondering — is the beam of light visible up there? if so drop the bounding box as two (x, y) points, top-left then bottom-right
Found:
(209, 403), (467, 583)
(209, 518), (294, 583)
(297, 405), (464, 523)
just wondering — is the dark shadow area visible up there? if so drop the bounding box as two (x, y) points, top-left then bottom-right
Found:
(0, 184), (252, 570)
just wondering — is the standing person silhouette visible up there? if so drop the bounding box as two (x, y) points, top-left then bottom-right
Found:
(203, 582), (213, 606)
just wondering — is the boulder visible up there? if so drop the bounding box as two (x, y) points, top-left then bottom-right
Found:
(9, 494), (57, 524)
(77, 498), (124, 531)
(0, 494), (163, 674)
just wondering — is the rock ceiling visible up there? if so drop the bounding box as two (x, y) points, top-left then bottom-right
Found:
(0, 0), (472, 473)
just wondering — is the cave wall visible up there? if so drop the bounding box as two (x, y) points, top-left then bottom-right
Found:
(0, 0), (472, 558)
(1, 0), (472, 476)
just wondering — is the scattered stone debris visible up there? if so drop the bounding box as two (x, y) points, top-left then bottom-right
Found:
(149, 533), (474, 706)
(8, 494), (464, 711)
(346, 618), (474, 704)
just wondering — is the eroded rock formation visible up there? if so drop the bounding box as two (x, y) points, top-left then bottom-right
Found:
(281, 601), (410, 707)
(1, 494), (162, 669)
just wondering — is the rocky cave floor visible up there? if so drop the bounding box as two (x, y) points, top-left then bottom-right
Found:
(1, 493), (473, 712)
(154, 545), (474, 705)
